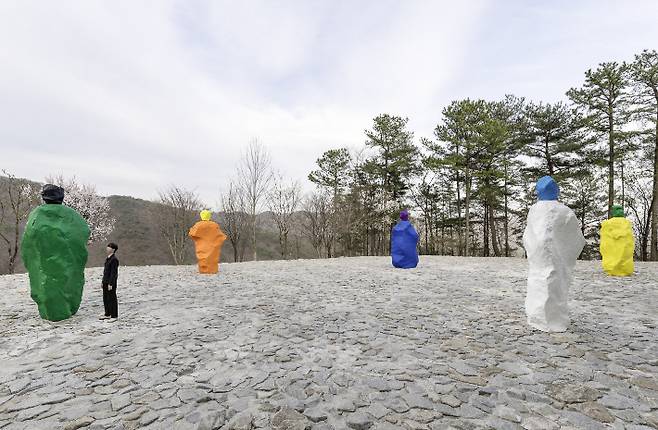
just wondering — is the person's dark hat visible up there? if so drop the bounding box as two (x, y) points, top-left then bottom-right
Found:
(107, 243), (119, 251)
(41, 184), (64, 204)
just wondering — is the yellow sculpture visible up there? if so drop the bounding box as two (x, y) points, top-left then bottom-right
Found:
(600, 205), (635, 276)
(189, 210), (227, 274)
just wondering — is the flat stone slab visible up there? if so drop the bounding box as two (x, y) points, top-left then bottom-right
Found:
(0, 256), (656, 429)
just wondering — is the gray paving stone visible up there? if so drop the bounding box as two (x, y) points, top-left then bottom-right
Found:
(599, 393), (640, 410)
(401, 393), (433, 410)
(271, 408), (311, 430)
(227, 411), (253, 430)
(569, 401), (615, 423)
(346, 412), (373, 430)
(365, 403), (390, 420)
(304, 407), (328, 423)
(63, 416), (95, 430)
(384, 398), (409, 414)
(111, 394), (131, 411)
(0, 258), (654, 430)
(547, 383), (602, 403)
(494, 405), (522, 423)
(336, 398), (356, 412)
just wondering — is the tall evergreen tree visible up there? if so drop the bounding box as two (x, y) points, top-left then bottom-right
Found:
(308, 148), (352, 201)
(567, 62), (632, 217)
(363, 114), (419, 252)
(430, 99), (488, 255)
(562, 170), (607, 259)
(364, 114), (419, 205)
(524, 101), (583, 179)
(308, 148), (353, 257)
(629, 49), (658, 260)
(486, 96), (528, 257)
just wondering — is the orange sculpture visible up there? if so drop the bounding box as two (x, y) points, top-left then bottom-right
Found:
(188, 210), (227, 274)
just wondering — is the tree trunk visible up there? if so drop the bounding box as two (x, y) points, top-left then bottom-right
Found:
(424, 213), (429, 254)
(167, 242), (178, 265)
(283, 232), (288, 260)
(8, 249), (16, 275)
(464, 169), (471, 257)
(608, 113), (615, 218)
(545, 134), (554, 176)
(620, 157), (625, 207)
(483, 204), (489, 257)
(455, 142), (463, 256)
(252, 214), (258, 261)
(440, 225), (445, 254)
(449, 225), (454, 256)
(651, 109), (658, 261)
(455, 171), (463, 256)
(641, 206), (651, 261)
(8, 219), (20, 274)
(489, 202), (501, 257)
(504, 163), (510, 257)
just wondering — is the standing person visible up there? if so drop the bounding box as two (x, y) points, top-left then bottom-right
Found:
(100, 243), (119, 322)
(523, 176), (585, 332)
(391, 210), (419, 269)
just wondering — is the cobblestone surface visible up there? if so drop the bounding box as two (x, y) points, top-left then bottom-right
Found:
(0, 256), (656, 429)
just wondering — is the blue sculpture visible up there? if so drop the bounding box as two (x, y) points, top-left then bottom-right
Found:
(391, 210), (419, 269)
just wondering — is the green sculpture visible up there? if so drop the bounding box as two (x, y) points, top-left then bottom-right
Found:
(21, 184), (90, 321)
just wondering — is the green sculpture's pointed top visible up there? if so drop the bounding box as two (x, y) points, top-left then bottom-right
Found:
(611, 205), (625, 218)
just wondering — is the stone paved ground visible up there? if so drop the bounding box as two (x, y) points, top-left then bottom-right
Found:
(0, 256), (657, 430)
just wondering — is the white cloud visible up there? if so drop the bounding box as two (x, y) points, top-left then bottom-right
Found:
(1, 0), (656, 206)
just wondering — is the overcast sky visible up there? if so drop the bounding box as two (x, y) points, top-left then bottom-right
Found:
(1, 1), (657, 206)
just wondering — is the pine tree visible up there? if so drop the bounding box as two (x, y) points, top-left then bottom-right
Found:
(430, 99), (488, 255)
(308, 148), (352, 201)
(308, 148), (352, 257)
(629, 49), (658, 260)
(567, 62), (632, 217)
(364, 114), (419, 205)
(524, 101), (583, 179)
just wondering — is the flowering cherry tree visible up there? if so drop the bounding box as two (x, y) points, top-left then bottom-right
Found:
(46, 175), (116, 243)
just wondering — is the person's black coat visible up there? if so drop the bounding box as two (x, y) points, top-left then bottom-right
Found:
(102, 254), (119, 287)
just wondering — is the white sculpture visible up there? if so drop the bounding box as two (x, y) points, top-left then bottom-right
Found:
(523, 176), (585, 332)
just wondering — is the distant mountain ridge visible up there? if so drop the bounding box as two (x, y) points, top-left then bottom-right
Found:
(1, 176), (317, 274)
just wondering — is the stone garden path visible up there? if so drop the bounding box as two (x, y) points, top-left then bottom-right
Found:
(0, 256), (656, 429)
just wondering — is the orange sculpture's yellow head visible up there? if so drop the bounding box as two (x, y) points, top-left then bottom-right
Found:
(200, 210), (212, 221)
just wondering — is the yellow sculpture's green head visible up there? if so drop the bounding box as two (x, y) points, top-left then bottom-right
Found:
(200, 210), (212, 221)
(611, 205), (624, 218)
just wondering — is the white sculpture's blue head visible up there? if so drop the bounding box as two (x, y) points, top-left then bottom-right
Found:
(536, 176), (559, 201)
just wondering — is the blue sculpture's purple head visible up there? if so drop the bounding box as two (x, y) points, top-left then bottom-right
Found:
(536, 176), (559, 201)
(400, 210), (409, 221)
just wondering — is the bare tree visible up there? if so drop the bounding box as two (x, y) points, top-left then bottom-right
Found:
(238, 139), (272, 261)
(156, 185), (202, 265)
(625, 162), (653, 260)
(46, 174), (116, 243)
(301, 191), (331, 258)
(0, 170), (41, 274)
(220, 181), (250, 262)
(267, 175), (302, 259)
